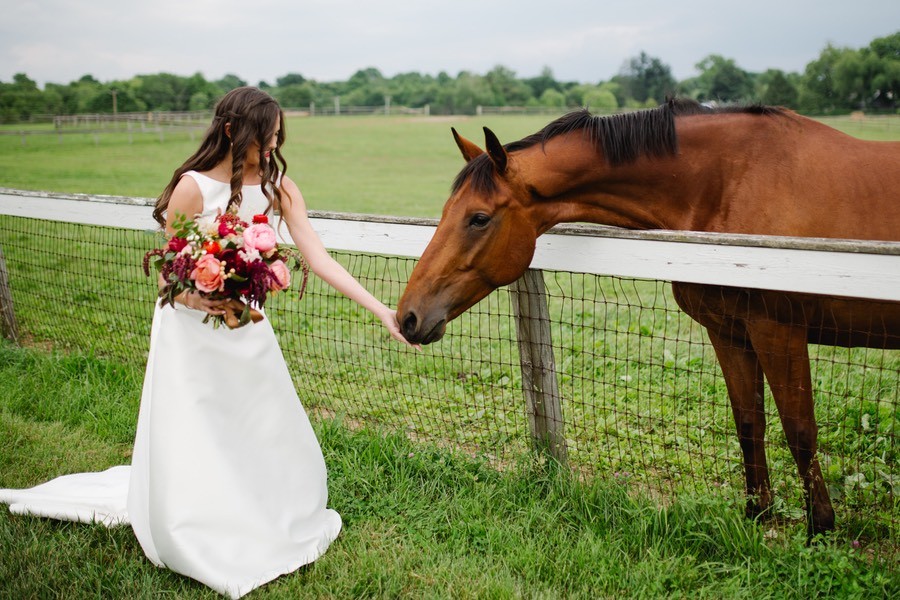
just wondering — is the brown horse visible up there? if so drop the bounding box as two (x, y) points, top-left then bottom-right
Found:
(397, 99), (900, 537)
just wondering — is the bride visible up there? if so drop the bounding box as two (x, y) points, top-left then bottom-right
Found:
(0, 86), (416, 598)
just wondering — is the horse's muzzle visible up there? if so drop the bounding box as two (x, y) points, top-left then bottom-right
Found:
(400, 309), (447, 345)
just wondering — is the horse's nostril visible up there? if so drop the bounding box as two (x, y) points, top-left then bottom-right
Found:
(402, 311), (418, 337)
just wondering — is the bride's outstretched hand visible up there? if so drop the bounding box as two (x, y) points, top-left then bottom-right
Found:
(380, 308), (422, 351)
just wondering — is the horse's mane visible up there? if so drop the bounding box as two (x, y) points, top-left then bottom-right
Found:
(452, 98), (786, 194)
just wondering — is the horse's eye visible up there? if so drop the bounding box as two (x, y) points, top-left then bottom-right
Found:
(469, 213), (491, 229)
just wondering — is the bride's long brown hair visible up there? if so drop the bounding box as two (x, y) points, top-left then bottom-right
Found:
(152, 86), (287, 227)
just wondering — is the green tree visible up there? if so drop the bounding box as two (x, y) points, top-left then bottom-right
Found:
(82, 81), (145, 113)
(868, 32), (900, 109)
(215, 74), (247, 93)
(562, 83), (619, 111)
(342, 68), (389, 106)
(388, 72), (440, 107)
(612, 52), (676, 104)
(798, 44), (855, 112)
(524, 66), (561, 99)
(831, 32), (900, 110)
(0, 73), (43, 122)
(485, 65), (532, 105)
(533, 88), (566, 108)
(435, 71), (495, 114)
(692, 55), (754, 103)
(276, 73), (306, 87)
(275, 83), (317, 109)
(758, 69), (798, 107)
(582, 87), (619, 112)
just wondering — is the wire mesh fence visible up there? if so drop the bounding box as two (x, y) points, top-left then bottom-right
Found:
(0, 209), (897, 559)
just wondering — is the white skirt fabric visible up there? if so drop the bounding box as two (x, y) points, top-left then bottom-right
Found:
(1, 302), (342, 598)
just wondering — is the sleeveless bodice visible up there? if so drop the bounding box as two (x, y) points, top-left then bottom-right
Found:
(182, 171), (272, 220)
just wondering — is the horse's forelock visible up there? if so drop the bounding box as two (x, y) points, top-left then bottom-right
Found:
(451, 153), (498, 195)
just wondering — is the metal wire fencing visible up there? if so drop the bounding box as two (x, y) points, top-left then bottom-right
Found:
(0, 202), (897, 557)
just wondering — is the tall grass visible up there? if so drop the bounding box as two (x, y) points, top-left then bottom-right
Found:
(1, 341), (896, 598)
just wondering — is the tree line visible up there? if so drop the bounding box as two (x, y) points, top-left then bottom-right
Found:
(1, 31), (896, 123)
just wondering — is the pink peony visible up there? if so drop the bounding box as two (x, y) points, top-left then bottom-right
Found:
(243, 223), (277, 253)
(190, 254), (225, 293)
(268, 259), (291, 291)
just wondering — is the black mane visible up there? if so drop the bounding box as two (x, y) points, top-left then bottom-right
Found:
(451, 98), (785, 195)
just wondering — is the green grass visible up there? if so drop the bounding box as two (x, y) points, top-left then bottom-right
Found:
(1, 342), (897, 598)
(0, 114), (564, 217)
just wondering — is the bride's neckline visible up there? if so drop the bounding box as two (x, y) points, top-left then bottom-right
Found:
(191, 170), (263, 186)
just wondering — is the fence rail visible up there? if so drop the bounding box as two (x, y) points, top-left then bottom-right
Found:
(2, 188), (897, 300)
(0, 188), (897, 553)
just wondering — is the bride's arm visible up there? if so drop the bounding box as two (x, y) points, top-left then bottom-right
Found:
(160, 176), (226, 315)
(278, 176), (418, 348)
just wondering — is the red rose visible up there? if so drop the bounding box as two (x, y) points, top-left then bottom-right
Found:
(218, 221), (236, 237)
(202, 240), (221, 255)
(167, 237), (188, 252)
(252, 214), (268, 224)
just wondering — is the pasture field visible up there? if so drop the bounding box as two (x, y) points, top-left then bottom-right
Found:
(2, 111), (897, 217)
(0, 114), (562, 217)
(0, 113), (899, 595)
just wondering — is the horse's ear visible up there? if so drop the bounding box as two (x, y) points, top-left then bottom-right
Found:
(452, 127), (484, 163)
(483, 127), (508, 174)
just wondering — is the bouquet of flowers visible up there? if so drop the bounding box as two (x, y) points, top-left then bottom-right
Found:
(143, 210), (308, 329)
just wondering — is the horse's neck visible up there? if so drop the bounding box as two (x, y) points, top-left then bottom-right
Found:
(526, 117), (900, 239)
(524, 137), (702, 234)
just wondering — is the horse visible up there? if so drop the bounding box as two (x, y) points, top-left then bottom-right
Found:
(397, 99), (900, 537)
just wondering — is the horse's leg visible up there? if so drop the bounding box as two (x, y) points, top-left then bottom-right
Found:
(672, 284), (772, 521)
(705, 330), (772, 521)
(746, 319), (835, 537)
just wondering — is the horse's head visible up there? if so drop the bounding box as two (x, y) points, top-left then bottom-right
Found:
(398, 127), (540, 344)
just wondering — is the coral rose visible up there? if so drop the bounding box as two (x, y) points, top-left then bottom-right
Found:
(243, 223), (277, 253)
(268, 259), (291, 291)
(190, 254), (225, 293)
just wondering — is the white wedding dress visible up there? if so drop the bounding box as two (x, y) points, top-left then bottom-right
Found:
(0, 171), (342, 598)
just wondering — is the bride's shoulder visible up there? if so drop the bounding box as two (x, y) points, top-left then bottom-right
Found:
(168, 174), (204, 215)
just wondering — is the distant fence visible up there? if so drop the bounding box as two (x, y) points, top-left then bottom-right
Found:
(0, 188), (898, 555)
(50, 110), (213, 128)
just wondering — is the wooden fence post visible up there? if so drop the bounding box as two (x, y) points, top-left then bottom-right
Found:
(0, 247), (18, 344)
(509, 268), (567, 464)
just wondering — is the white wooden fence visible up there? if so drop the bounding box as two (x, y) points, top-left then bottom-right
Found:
(2, 188), (897, 301)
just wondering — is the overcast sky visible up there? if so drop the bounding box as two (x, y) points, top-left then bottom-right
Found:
(4, 1), (898, 88)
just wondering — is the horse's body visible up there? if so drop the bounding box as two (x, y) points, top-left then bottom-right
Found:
(397, 100), (900, 536)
